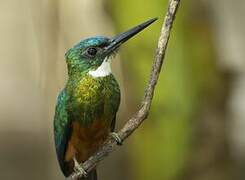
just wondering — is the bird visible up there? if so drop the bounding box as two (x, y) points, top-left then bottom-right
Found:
(53, 17), (157, 180)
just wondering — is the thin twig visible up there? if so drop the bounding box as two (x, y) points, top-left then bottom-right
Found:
(70, 0), (181, 178)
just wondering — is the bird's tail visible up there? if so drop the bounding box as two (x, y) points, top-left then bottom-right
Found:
(77, 169), (97, 180)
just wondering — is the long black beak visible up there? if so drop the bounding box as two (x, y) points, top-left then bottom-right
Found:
(104, 17), (158, 55)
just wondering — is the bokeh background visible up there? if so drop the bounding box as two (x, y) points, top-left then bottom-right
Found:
(1, 0), (245, 179)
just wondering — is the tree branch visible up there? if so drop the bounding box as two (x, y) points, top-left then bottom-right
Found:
(70, 0), (181, 178)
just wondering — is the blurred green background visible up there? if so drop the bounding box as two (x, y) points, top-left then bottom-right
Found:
(1, 0), (245, 180)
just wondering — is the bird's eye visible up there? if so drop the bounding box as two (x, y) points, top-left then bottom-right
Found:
(86, 47), (97, 57)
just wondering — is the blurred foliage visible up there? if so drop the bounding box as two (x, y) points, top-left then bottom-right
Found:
(0, 0), (239, 179)
(107, 0), (225, 180)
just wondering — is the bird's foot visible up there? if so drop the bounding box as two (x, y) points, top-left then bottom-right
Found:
(72, 157), (87, 178)
(110, 132), (123, 145)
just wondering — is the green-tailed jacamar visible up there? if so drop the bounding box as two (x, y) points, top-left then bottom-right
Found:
(54, 18), (157, 180)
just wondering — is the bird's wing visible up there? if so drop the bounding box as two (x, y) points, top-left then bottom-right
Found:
(53, 90), (72, 177)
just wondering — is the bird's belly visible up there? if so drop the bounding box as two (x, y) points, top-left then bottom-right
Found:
(65, 75), (120, 163)
(65, 118), (111, 163)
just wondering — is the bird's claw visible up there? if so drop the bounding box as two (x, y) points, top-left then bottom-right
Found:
(110, 132), (123, 145)
(73, 164), (87, 178)
(72, 157), (87, 178)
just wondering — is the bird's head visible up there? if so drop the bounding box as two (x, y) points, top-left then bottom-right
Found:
(65, 18), (157, 77)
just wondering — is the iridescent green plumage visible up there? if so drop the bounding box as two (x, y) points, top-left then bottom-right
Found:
(53, 18), (157, 180)
(66, 74), (120, 125)
(54, 72), (120, 177)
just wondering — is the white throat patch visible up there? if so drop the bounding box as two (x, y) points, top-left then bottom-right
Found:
(89, 57), (112, 77)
